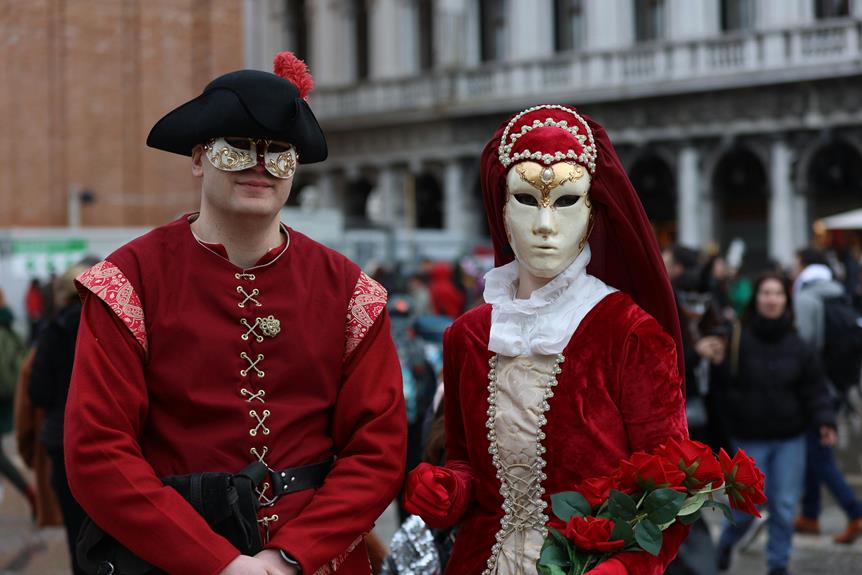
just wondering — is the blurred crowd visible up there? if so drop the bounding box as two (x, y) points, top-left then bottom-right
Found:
(1, 243), (862, 574)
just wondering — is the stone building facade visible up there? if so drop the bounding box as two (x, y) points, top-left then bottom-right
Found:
(248, 0), (862, 268)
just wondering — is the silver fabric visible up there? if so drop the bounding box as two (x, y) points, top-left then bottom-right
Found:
(381, 515), (441, 575)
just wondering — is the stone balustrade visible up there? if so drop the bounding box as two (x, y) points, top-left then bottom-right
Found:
(312, 19), (862, 121)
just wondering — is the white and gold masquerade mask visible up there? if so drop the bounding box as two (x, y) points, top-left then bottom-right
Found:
(504, 161), (593, 279)
(204, 137), (298, 179)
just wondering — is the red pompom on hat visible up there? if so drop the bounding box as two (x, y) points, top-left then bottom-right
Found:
(273, 51), (315, 100)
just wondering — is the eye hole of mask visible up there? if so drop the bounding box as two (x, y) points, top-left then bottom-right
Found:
(267, 141), (292, 153)
(224, 138), (254, 151)
(554, 195), (580, 208)
(513, 194), (539, 207)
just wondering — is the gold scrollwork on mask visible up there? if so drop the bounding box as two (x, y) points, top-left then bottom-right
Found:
(205, 140), (255, 171)
(515, 162), (586, 207)
(265, 150), (296, 179)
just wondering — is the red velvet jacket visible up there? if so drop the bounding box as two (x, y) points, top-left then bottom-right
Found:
(65, 217), (406, 575)
(436, 292), (688, 574)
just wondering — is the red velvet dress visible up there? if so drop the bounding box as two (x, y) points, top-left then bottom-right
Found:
(438, 292), (688, 574)
(66, 217), (406, 575)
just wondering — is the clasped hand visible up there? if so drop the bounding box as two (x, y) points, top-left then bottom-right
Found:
(217, 550), (297, 575)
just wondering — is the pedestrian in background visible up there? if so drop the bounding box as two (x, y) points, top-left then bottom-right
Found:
(0, 288), (37, 517)
(717, 272), (836, 575)
(24, 278), (43, 343)
(666, 263), (731, 575)
(14, 346), (63, 528)
(792, 248), (862, 544)
(28, 264), (89, 574)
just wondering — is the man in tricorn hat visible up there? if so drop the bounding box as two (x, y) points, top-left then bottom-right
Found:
(65, 53), (406, 575)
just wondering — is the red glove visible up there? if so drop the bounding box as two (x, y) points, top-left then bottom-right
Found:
(403, 463), (459, 527)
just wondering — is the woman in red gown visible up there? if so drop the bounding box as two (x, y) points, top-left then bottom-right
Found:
(404, 105), (689, 575)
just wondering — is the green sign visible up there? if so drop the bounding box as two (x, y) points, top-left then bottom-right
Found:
(11, 238), (88, 254)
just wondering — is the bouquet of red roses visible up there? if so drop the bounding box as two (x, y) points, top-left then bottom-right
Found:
(538, 439), (766, 575)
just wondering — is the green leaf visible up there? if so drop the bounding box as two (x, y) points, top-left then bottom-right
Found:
(548, 527), (569, 548)
(702, 500), (735, 523)
(608, 490), (638, 521)
(551, 491), (591, 522)
(680, 510), (702, 525)
(610, 518), (635, 546)
(644, 488), (687, 524)
(537, 565), (567, 575)
(538, 536), (571, 568)
(678, 492), (708, 517)
(634, 520), (664, 556)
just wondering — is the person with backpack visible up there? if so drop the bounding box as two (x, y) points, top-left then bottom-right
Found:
(0, 288), (37, 518)
(792, 248), (862, 545)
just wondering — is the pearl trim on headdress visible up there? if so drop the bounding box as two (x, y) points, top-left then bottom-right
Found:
(497, 104), (598, 173)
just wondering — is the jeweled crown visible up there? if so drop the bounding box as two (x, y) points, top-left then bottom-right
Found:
(497, 104), (598, 173)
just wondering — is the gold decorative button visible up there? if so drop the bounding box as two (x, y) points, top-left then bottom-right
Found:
(258, 315), (281, 338)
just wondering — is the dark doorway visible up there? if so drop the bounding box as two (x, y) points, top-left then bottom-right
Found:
(415, 173), (443, 229)
(713, 146), (769, 270)
(628, 153), (677, 246)
(807, 138), (862, 219)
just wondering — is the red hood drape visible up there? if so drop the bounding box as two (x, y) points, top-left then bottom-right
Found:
(480, 106), (684, 382)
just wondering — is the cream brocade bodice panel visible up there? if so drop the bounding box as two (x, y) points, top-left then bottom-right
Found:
(491, 355), (559, 575)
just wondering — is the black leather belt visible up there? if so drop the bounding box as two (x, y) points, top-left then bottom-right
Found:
(269, 459), (331, 497)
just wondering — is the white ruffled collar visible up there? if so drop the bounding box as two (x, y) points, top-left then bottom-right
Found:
(483, 245), (616, 357)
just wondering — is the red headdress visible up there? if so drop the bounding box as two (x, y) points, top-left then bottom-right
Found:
(481, 105), (684, 379)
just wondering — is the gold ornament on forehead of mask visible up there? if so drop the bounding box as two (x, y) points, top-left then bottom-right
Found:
(514, 161), (587, 208)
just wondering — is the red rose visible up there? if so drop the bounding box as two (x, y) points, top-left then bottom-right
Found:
(563, 516), (626, 553)
(572, 476), (615, 508)
(617, 452), (687, 492)
(657, 438), (724, 490)
(719, 448), (767, 517)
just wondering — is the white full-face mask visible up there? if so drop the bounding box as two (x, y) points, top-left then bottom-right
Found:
(503, 161), (593, 280)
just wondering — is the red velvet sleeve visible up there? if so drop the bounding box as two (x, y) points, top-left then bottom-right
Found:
(438, 324), (476, 525)
(269, 309), (407, 573)
(610, 316), (690, 575)
(65, 294), (240, 575)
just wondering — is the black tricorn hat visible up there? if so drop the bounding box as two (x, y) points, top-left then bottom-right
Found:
(147, 58), (327, 163)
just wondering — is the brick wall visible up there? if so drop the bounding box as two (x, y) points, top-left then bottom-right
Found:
(0, 0), (244, 227)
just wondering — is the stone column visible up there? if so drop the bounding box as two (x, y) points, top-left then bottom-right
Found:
(667, 0), (719, 40)
(443, 158), (466, 236)
(758, 0), (813, 29)
(584, 0), (633, 50)
(377, 165), (406, 228)
(436, 0), (467, 68)
(768, 138), (795, 265)
(677, 145), (701, 247)
(369, 0), (404, 78)
(309, 0), (350, 85)
(316, 172), (338, 209)
(506, 0), (553, 60)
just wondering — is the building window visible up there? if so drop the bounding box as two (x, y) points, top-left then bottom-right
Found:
(634, 0), (666, 42)
(720, 0), (755, 32)
(418, 0), (434, 70)
(354, 0), (370, 80)
(415, 174), (444, 229)
(815, 0), (850, 19)
(480, 0), (507, 62)
(283, 0), (308, 61)
(554, 0), (585, 52)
